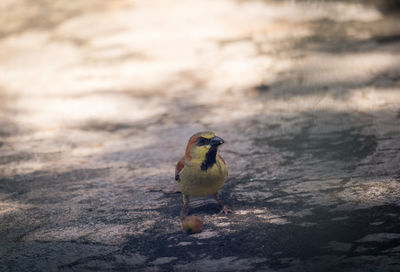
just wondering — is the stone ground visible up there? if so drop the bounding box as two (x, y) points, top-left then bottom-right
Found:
(1, 0), (400, 271)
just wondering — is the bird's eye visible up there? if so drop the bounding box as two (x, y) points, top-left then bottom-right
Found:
(197, 137), (209, 146)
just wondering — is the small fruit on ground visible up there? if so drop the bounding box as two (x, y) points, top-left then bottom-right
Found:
(182, 215), (203, 234)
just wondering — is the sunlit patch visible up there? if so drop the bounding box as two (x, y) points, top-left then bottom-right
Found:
(349, 88), (400, 111)
(214, 221), (231, 227)
(24, 220), (157, 244)
(11, 94), (166, 131)
(0, 200), (29, 215)
(0, 0), (394, 132)
(255, 214), (290, 225)
(235, 208), (289, 224)
(357, 233), (400, 243)
(336, 179), (400, 208)
(85, 224), (131, 245)
(192, 230), (219, 239)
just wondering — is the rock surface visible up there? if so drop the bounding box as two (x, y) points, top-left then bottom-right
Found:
(1, 0), (400, 271)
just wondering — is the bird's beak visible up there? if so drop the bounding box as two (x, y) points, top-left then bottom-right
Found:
(210, 136), (224, 147)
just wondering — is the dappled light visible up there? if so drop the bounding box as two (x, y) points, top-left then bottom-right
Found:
(1, 0), (400, 271)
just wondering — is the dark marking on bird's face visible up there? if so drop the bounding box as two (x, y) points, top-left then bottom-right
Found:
(201, 146), (217, 171)
(197, 137), (210, 146)
(200, 136), (224, 171)
(197, 136), (224, 147)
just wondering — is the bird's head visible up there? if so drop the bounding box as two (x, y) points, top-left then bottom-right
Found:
(185, 131), (225, 161)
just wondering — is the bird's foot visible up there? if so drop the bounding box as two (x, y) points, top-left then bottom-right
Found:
(218, 205), (232, 216)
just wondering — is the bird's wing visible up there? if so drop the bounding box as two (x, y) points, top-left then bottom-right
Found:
(175, 157), (185, 181)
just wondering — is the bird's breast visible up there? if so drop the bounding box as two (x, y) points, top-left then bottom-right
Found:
(178, 157), (227, 197)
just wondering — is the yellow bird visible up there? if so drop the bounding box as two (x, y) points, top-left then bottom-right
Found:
(175, 131), (231, 218)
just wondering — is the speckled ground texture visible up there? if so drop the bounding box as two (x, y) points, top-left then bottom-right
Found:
(1, 0), (400, 271)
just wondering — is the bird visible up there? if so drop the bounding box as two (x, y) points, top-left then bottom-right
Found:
(175, 131), (231, 218)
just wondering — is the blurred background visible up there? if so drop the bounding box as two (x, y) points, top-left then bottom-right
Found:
(1, 0), (400, 271)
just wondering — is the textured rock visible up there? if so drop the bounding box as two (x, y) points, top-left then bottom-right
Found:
(0, 0), (400, 271)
